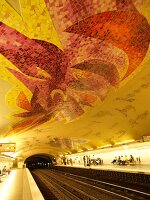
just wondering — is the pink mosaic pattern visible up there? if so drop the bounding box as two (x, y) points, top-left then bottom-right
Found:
(0, 0), (149, 133)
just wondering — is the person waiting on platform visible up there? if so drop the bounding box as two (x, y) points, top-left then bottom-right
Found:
(117, 156), (121, 165)
(63, 157), (67, 165)
(124, 155), (129, 165)
(112, 157), (117, 164)
(96, 157), (102, 165)
(91, 155), (96, 165)
(120, 156), (125, 165)
(83, 156), (86, 167)
(87, 155), (91, 166)
(129, 155), (135, 164)
(70, 158), (73, 166)
(2, 166), (7, 175)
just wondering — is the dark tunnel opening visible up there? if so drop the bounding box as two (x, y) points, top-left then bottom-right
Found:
(24, 154), (57, 170)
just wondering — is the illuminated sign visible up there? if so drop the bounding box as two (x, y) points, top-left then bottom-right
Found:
(142, 136), (150, 142)
(0, 143), (16, 152)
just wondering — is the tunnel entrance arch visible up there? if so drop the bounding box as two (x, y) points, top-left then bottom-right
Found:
(24, 153), (56, 169)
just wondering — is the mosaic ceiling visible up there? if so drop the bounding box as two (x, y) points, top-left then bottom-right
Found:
(0, 0), (150, 158)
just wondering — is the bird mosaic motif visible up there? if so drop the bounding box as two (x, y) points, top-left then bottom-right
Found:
(0, 0), (150, 134)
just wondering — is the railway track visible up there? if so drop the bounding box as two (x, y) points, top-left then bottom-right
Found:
(32, 169), (150, 200)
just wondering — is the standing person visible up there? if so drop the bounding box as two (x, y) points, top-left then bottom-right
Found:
(67, 159), (69, 165)
(139, 157), (141, 163)
(86, 155), (89, 166)
(83, 156), (86, 167)
(7, 167), (11, 175)
(2, 166), (7, 175)
(70, 158), (73, 166)
(63, 157), (67, 165)
(117, 156), (121, 165)
(88, 156), (91, 167)
(99, 158), (101, 165)
(129, 155), (134, 164)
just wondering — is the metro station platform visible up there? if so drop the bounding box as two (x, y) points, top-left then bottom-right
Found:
(0, 166), (149, 200)
(0, 169), (44, 200)
(60, 164), (150, 174)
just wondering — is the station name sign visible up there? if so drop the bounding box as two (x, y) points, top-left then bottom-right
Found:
(0, 143), (16, 152)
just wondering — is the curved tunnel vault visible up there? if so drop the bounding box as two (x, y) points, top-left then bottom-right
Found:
(24, 154), (56, 169)
(0, 0), (150, 168)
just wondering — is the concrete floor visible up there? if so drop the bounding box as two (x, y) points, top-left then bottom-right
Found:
(0, 169), (44, 200)
(0, 169), (23, 200)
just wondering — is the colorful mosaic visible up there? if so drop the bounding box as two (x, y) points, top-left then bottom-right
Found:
(0, 0), (150, 134)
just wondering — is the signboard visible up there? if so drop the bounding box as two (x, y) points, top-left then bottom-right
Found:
(0, 143), (16, 152)
(142, 136), (150, 142)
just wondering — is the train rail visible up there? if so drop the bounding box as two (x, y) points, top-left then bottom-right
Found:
(52, 169), (150, 198)
(32, 169), (150, 200)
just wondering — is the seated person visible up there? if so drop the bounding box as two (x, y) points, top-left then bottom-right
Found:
(2, 166), (11, 175)
(112, 157), (117, 164)
(124, 155), (129, 165)
(120, 156), (125, 165)
(117, 156), (121, 165)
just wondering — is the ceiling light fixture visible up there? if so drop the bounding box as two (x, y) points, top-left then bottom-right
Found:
(88, 148), (93, 151)
(115, 139), (135, 145)
(78, 150), (83, 153)
(97, 144), (112, 149)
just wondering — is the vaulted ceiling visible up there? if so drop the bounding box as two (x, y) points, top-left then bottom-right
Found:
(0, 0), (150, 159)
